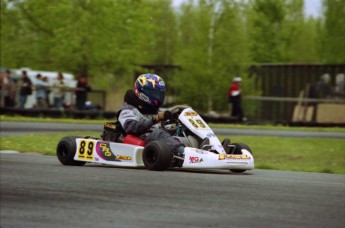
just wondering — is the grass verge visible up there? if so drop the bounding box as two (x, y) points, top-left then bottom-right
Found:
(1, 131), (344, 174)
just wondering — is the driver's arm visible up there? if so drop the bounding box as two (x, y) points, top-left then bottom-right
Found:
(118, 109), (155, 136)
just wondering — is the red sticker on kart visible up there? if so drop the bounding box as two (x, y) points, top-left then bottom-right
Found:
(218, 154), (251, 160)
(189, 156), (203, 163)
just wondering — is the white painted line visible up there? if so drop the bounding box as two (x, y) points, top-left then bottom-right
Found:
(0, 150), (20, 154)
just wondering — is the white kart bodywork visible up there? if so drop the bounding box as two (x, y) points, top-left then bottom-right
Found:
(73, 107), (254, 171)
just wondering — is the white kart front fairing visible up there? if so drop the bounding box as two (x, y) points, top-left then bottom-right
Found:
(177, 107), (254, 170)
(182, 147), (254, 170)
(178, 108), (226, 154)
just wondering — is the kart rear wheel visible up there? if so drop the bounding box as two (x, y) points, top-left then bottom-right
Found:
(56, 136), (86, 166)
(229, 143), (252, 173)
(143, 141), (172, 171)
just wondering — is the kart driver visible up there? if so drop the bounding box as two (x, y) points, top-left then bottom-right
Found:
(117, 73), (185, 157)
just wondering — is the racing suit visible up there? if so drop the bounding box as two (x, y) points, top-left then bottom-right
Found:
(118, 103), (184, 156)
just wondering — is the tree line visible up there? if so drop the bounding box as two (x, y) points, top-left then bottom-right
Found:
(1, 0), (344, 112)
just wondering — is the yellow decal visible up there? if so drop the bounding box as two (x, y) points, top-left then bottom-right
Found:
(138, 75), (156, 88)
(116, 155), (132, 160)
(78, 140), (95, 161)
(184, 112), (198, 116)
(100, 143), (112, 156)
(147, 78), (156, 88)
(219, 154), (251, 160)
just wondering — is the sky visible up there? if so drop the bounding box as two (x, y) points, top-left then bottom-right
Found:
(304, 0), (322, 17)
(172, 0), (323, 18)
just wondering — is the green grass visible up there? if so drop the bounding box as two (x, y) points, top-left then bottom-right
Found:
(0, 131), (99, 155)
(0, 115), (108, 124)
(1, 131), (344, 174)
(219, 136), (345, 174)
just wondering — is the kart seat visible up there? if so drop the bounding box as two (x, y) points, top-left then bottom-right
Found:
(122, 135), (147, 147)
(101, 122), (146, 146)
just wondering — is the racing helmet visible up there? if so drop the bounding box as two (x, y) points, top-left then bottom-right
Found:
(134, 73), (166, 108)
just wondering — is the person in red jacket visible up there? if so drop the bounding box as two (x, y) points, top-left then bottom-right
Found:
(228, 77), (245, 121)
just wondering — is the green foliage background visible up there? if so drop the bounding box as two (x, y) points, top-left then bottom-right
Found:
(1, 0), (344, 112)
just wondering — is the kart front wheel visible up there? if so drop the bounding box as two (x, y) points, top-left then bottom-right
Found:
(229, 143), (252, 173)
(143, 141), (172, 171)
(56, 136), (86, 166)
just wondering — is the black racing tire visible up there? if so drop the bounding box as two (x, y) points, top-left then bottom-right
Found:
(142, 141), (172, 171)
(231, 143), (252, 155)
(56, 136), (86, 166)
(228, 143), (252, 173)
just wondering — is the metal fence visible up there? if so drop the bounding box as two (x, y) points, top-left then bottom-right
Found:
(248, 64), (345, 123)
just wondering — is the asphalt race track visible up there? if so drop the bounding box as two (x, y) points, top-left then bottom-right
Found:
(1, 153), (345, 228)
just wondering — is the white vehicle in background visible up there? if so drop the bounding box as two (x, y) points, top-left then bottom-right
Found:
(13, 68), (77, 108)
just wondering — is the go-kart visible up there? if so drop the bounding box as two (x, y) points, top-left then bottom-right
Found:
(56, 105), (254, 173)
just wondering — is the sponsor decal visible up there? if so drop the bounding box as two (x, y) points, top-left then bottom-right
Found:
(184, 112), (198, 116)
(116, 155), (132, 160)
(104, 123), (116, 129)
(96, 142), (119, 161)
(95, 143), (132, 162)
(189, 156), (203, 163)
(138, 93), (150, 103)
(219, 154), (251, 160)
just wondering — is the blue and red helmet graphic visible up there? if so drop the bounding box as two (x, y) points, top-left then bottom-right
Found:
(134, 74), (166, 108)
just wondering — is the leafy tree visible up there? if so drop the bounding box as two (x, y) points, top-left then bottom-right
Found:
(172, 0), (255, 113)
(247, 0), (286, 63)
(320, 0), (345, 63)
(247, 0), (322, 63)
(2, 0), (337, 114)
(1, 0), (181, 88)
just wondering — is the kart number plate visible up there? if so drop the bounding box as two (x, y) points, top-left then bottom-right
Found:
(188, 118), (207, 129)
(77, 139), (95, 161)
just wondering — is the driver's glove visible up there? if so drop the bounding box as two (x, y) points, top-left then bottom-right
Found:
(152, 111), (171, 123)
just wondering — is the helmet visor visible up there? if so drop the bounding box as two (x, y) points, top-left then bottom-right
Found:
(146, 88), (165, 106)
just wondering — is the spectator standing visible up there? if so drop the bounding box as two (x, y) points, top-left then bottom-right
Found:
(76, 75), (91, 110)
(18, 70), (32, 109)
(51, 72), (65, 109)
(228, 77), (245, 121)
(0, 68), (10, 107)
(309, 74), (332, 99)
(35, 74), (49, 109)
(42, 76), (51, 107)
(5, 70), (17, 107)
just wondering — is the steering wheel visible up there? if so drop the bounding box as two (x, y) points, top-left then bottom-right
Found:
(160, 105), (190, 133)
